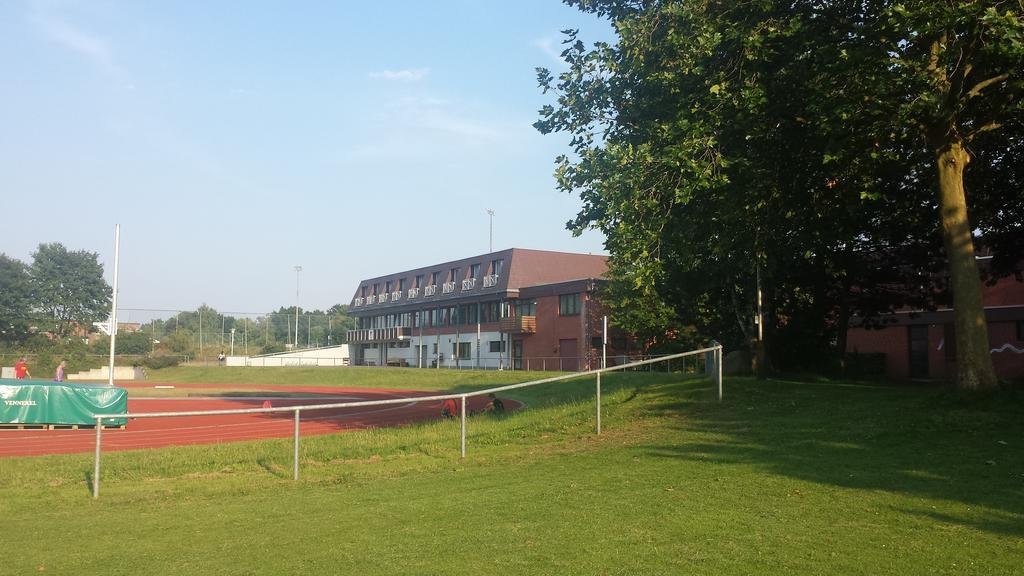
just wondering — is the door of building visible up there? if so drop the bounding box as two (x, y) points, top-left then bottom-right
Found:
(908, 325), (929, 378)
(512, 340), (523, 371)
(559, 338), (578, 371)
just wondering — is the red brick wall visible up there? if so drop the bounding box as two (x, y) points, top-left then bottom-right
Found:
(990, 321), (1024, 377)
(848, 320), (1024, 381)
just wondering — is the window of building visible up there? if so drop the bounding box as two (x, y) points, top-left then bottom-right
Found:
(515, 300), (536, 317)
(462, 303), (479, 324)
(559, 293), (581, 316)
(490, 259), (504, 275)
(470, 263), (481, 278)
(489, 340), (506, 353)
(415, 274), (425, 288)
(361, 285), (368, 297)
(592, 336), (603, 349)
(385, 280), (392, 293)
(399, 278), (407, 291)
(452, 342), (471, 360)
(430, 271), (439, 285)
(481, 301), (501, 323)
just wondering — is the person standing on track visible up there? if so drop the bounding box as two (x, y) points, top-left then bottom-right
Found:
(54, 360), (67, 382)
(14, 356), (30, 379)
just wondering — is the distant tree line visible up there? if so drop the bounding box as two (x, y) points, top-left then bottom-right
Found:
(0, 244), (356, 369)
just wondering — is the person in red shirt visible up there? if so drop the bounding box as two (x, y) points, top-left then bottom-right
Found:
(441, 398), (458, 419)
(14, 357), (30, 379)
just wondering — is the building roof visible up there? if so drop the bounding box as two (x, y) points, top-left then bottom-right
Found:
(349, 248), (607, 314)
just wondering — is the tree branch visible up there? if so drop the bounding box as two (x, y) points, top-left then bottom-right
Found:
(965, 121), (1003, 142)
(965, 73), (1010, 100)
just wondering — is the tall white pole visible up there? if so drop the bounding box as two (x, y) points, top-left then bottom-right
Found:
(756, 261), (764, 342)
(107, 225), (120, 386)
(487, 209), (494, 253)
(294, 265), (302, 348)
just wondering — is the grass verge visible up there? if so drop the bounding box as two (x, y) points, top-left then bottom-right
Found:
(1, 374), (1022, 575)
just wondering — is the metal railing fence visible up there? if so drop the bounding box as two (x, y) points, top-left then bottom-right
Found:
(91, 345), (723, 498)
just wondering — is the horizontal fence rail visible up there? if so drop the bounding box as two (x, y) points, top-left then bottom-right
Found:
(91, 345), (723, 498)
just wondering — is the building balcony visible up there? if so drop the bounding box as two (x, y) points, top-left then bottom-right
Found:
(483, 274), (499, 288)
(461, 278), (477, 291)
(424, 285), (437, 297)
(500, 315), (536, 334)
(442, 281), (456, 294)
(347, 326), (412, 343)
(407, 287), (420, 299)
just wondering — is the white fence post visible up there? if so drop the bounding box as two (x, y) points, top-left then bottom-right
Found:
(293, 409), (300, 480)
(460, 395), (467, 458)
(93, 418), (102, 499)
(717, 346), (724, 402)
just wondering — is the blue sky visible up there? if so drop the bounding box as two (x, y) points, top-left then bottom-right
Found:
(0, 0), (612, 319)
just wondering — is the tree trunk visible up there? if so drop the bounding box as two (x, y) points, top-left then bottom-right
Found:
(934, 141), (998, 390)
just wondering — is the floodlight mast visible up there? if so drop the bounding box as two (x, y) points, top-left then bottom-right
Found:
(107, 224), (121, 386)
(486, 209), (495, 253)
(294, 266), (302, 349)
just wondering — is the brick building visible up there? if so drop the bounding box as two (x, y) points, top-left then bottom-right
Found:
(846, 272), (1024, 381)
(346, 249), (623, 370)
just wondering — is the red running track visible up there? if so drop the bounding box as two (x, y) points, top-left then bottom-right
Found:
(0, 385), (515, 458)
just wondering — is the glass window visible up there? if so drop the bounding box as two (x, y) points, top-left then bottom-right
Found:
(470, 263), (481, 278)
(463, 303), (479, 324)
(489, 340), (506, 353)
(449, 267), (461, 281)
(481, 301), (501, 323)
(416, 274), (425, 288)
(490, 259), (504, 275)
(559, 293), (581, 316)
(515, 300), (536, 317)
(452, 342), (471, 360)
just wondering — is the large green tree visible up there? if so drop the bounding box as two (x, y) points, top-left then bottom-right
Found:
(538, 0), (1022, 387)
(0, 253), (33, 342)
(30, 243), (112, 339)
(872, 1), (1024, 389)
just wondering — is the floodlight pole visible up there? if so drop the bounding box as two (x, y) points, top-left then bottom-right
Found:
(294, 266), (302, 349)
(107, 224), (120, 386)
(487, 209), (494, 253)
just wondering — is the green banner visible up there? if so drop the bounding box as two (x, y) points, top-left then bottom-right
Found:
(0, 380), (128, 426)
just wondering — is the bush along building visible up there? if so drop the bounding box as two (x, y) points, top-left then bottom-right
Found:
(346, 248), (626, 370)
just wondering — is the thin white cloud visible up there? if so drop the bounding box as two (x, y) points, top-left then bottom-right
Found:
(30, 4), (124, 77)
(392, 96), (502, 140)
(534, 36), (566, 67)
(369, 67), (430, 82)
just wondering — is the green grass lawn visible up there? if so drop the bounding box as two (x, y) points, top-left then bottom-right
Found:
(1, 370), (1022, 575)
(141, 365), (568, 392)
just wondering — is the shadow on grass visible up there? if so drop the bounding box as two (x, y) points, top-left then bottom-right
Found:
(642, 378), (1024, 537)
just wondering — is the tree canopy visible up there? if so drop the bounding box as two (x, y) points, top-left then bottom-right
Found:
(30, 243), (112, 339)
(537, 0), (1023, 387)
